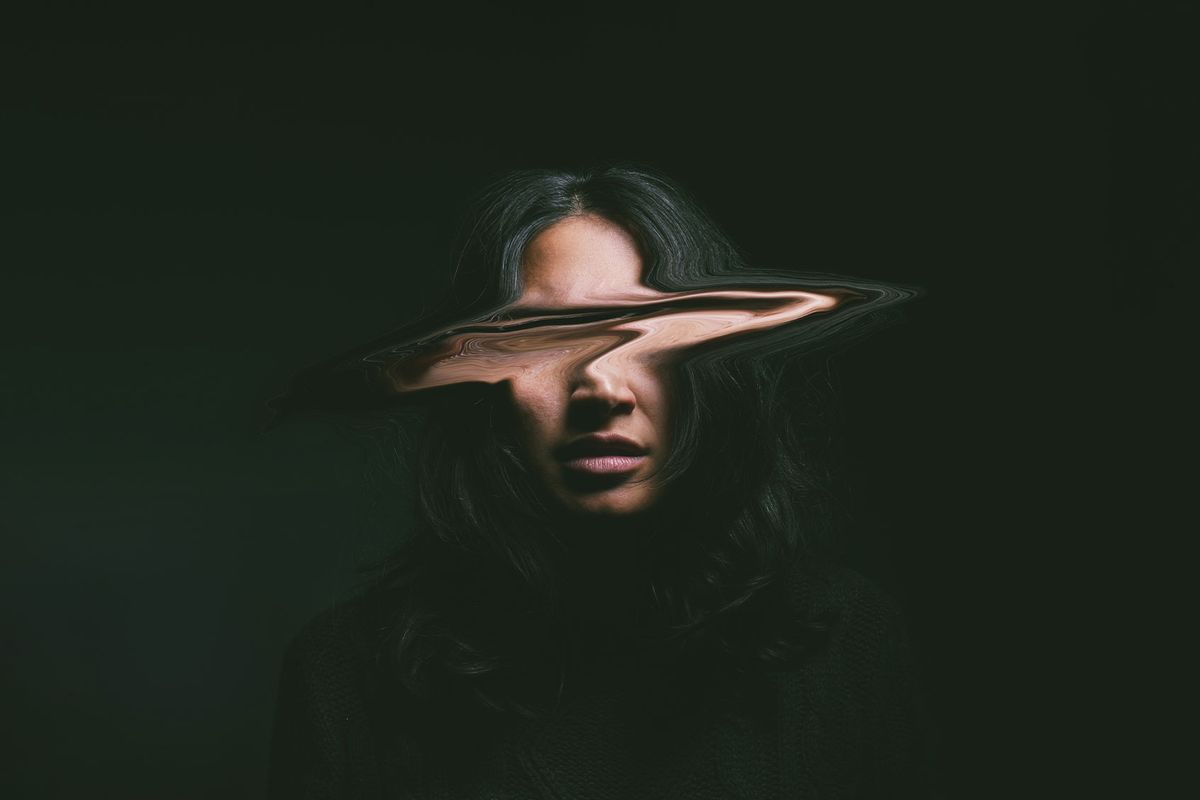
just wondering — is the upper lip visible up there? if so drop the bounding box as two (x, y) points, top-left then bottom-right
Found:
(556, 433), (649, 460)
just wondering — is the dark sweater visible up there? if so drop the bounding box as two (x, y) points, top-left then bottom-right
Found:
(268, 566), (936, 799)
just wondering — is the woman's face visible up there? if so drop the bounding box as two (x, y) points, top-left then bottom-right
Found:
(506, 214), (673, 518)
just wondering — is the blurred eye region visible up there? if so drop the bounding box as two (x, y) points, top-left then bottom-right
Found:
(375, 280), (914, 396)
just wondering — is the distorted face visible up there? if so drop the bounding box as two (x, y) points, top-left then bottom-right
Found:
(506, 214), (673, 518)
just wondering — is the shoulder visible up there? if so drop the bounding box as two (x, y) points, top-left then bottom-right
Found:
(273, 592), (389, 735)
(788, 561), (909, 633)
(288, 591), (382, 654)
(268, 592), (395, 797)
(809, 566), (911, 647)
(784, 563), (922, 704)
(279, 593), (383, 690)
(780, 565), (938, 797)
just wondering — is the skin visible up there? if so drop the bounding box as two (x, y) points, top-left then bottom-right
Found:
(507, 214), (673, 517)
(384, 213), (846, 519)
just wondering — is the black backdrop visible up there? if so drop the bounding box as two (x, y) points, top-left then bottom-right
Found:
(3, 2), (1191, 797)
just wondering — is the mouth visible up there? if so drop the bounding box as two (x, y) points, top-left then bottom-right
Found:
(556, 434), (649, 476)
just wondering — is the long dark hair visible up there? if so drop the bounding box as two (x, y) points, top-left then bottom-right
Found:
(362, 165), (840, 720)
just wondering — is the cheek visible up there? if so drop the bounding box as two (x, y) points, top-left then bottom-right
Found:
(636, 369), (675, 436)
(507, 376), (564, 448)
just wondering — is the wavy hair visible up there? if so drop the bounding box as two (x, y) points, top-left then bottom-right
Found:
(363, 166), (839, 718)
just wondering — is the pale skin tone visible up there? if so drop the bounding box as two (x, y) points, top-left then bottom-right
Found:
(386, 214), (846, 517)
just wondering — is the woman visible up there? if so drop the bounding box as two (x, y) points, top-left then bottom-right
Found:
(267, 166), (933, 798)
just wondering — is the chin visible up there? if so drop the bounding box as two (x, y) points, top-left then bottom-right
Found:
(559, 486), (658, 518)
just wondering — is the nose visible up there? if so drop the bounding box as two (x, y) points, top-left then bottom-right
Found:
(567, 355), (637, 424)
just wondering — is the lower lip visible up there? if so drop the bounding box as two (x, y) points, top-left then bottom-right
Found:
(561, 455), (646, 475)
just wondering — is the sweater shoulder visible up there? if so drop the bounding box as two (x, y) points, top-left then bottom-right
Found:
(279, 591), (389, 701)
(268, 592), (395, 797)
(781, 566), (937, 796)
(814, 566), (907, 631)
(793, 564), (917, 683)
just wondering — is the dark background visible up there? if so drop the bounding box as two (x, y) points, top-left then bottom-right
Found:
(2, 1), (1192, 797)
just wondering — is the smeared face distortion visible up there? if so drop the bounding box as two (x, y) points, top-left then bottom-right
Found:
(506, 215), (674, 516)
(383, 213), (851, 517)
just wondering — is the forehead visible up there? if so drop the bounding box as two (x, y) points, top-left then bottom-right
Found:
(515, 214), (664, 309)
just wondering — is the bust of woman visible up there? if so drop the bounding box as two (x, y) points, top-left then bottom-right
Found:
(267, 166), (933, 799)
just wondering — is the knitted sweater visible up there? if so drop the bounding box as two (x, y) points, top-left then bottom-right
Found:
(268, 566), (936, 799)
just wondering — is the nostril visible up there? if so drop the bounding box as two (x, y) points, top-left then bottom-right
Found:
(610, 395), (635, 414)
(567, 393), (633, 428)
